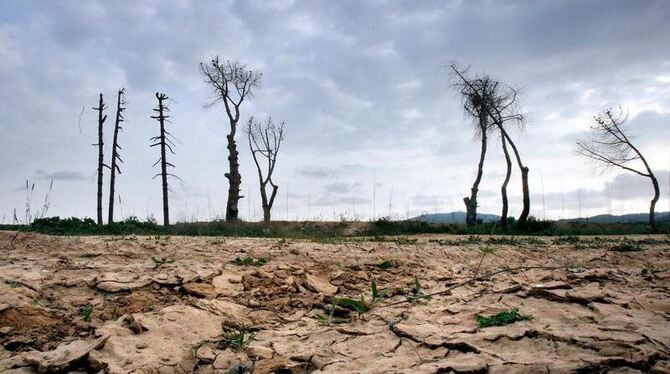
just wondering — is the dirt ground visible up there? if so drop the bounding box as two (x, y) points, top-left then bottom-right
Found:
(0, 231), (668, 373)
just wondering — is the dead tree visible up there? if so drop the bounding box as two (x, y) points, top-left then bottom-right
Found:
(93, 94), (107, 226)
(457, 77), (496, 225)
(200, 56), (262, 221)
(108, 88), (126, 224)
(451, 65), (529, 225)
(500, 135), (513, 230)
(246, 117), (285, 223)
(150, 92), (177, 226)
(577, 108), (660, 232)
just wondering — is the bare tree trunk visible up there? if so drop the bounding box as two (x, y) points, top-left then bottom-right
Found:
(631, 142), (660, 233)
(649, 174), (659, 232)
(464, 115), (488, 225)
(520, 166), (530, 222)
(500, 128), (530, 224)
(108, 89), (125, 224)
(260, 184), (278, 224)
(93, 94), (107, 226)
(500, 135), (512, 230)
(158, 99), (170, 226)
(225, 130), (242, 221)
(151, 93), (172, 226)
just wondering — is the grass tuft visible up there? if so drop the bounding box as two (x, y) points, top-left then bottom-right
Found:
(233, 256), (267, 266)
(377, 260), (394, 270)
(219, 328), (257, 351)
(79, 305), (93, 322)
(475, 308), (532, 328)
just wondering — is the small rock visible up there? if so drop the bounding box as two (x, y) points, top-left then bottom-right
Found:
(0, 326), (14, 335)
(123, 315), (148, 334)
(136, 342), (148, 349)
(494, 284), (522, 294)
(304, 273), (338, 296)
(245, 345), (274, 360)
(254, 357), (304, 374)
(74, 320), (90, 330)
(249, 299), (261, 308)
(196, 344), (217, 364)
(24, 335), (109, 372)
(212, 349), (250, 370)
(183, 282), (217, 299)
(531, 281), (570, 290)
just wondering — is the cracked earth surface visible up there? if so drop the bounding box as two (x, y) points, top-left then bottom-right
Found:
(0, 231), (669, 373)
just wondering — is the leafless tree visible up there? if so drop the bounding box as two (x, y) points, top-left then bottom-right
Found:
(577, 108), (660, 232)
(108, 88), (126, 224)
(451, 65), (529, 226)
(456, 77), (496, 225)
(150, 92), (177, 226)
(500, 135), (513, 229)
(93, 93), (107, 225)
(247, 117), (285, 223)
(200, 56), (262, 221)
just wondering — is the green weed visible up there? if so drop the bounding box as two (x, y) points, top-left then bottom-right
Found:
(152, 256), (175, 269)
(552, 235), (580, 245)
(333, 280), (387, 316)
(610, 240), (642, 252)
(406, 277), (432, 304)
(219, 328), (257, 351)
(475, 308), (532, 328)
(641, 263), (662, 276)
(79, 305), (93, 322)
(377, 260), (394, 270)
(233, 256), (267, 266)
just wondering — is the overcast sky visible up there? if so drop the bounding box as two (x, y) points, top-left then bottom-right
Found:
(1, 0), (669, 223)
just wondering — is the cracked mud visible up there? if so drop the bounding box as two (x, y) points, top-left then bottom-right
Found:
(0, 232), (669, 373)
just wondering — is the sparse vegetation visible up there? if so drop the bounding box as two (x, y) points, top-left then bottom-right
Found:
(641, 263), (662, 276)
(218, 328), (257, 351)
(333, 280), (387, 316)
(7, 216), (667, 239)
(79, 305), (93, 322)
(233, 256), (267, 266)
(406, 277), (432, 304)
(475, 308), (532, 328)
(377, 260), (394, 270)
(152, 256), (176, 269)
(610, 240), (642, 252)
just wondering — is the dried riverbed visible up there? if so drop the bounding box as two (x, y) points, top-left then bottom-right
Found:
(0, 232), (669, 373)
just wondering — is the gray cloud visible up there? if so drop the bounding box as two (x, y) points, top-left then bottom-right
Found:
(532, 170), (669, 211)
(296, 166), (338, 179)
(34, 169), (85, 181)
(323, 182), (361, 194)
(0, 1), (669, 221)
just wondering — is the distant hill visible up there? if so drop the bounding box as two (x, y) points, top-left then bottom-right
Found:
(559, 211), (670, 224)
(409, 211), (500, 224)
(409, 211), (669, 224)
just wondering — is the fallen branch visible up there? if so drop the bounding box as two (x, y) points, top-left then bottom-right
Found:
(380, 265), (583, 308)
